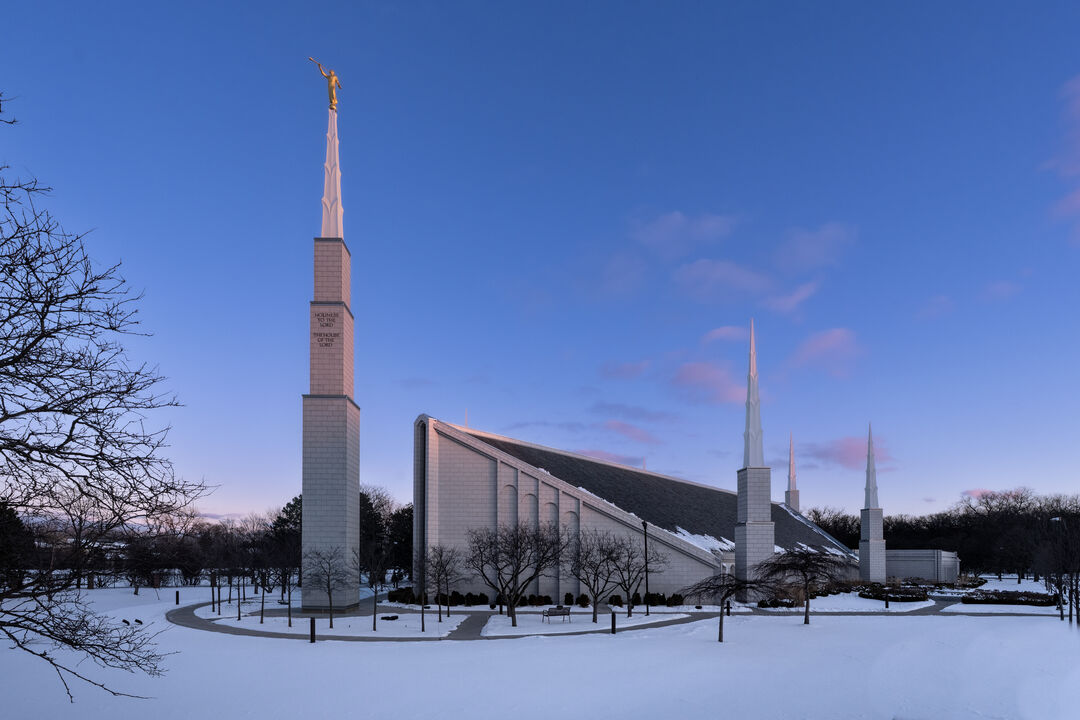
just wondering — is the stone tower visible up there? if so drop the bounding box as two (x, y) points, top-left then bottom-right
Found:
(785, 433), (800, 513)
(735, 320), (775, 582)
(301, 106), (361, 610)
(859, 424), (886, 583)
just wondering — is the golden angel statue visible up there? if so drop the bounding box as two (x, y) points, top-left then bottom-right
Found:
(309, 57), (342, 111)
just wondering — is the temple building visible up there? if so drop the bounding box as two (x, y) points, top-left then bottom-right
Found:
(412, 322), (856, 597)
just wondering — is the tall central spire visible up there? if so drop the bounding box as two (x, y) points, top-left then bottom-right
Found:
(788, 433), (796, 492)
(743, 319), (764, 468)
(864, 423), (879, 509)
(321, 109), (344, 238)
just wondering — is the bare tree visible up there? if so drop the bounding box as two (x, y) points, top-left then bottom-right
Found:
(756, 546), (852, 625)
(465, 522), (569, 628)
(0, 95), (205, 699)
(681, 571), (772, 642)
(426, 545), (465, 622)
(352, 539), (389, 631)
(610, 534), (667, 617)
(304, 547), (352, 629)
(569, 530), (620, 623)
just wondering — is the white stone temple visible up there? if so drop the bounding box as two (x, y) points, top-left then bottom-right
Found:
(859, 424), (886, 583)
(301, 106), (361, 610)
(785, 433), (800, 513)
(734, 319), (776, 584)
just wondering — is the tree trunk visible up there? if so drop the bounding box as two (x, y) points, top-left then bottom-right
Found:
(592, 594), (598, 623)
(329, 592), (334, 629)
(260, 583), (266, 624)
(287, 586), (292, 628)
(510, 601), (518, 627)
(718, 610), (724, 642)
(372, 589), (377, 631)
(804, 596), (810, 625)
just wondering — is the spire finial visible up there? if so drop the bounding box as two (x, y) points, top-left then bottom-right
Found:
(864, 422), (879, 509)
(742, 319), (764, 468)
(320, 107), (344, 238)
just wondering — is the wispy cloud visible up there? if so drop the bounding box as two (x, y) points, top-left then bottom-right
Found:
(633, 211), (737, 259)
(790, 328), (861, 377)
(572, 448), (644, 467)
(802, 435), (894, 471)
(775, 222), (857, 273)
(600, 360), (650, 379)
(1053, 75), (1080, 244)
(504, 420), (588, 433)
(764, 281), (820, 314)
(981, 280), (1021, 302)
(603, 420), (662, 445)
(961, 488), (993, 499)
(673, 259), (772, 302)
(702, 325), (749, 343)
(672, 361), (744, 404)
(589, 401), (675, 423)
(918, 294), (954, 319)
(599, 252), (648, 296)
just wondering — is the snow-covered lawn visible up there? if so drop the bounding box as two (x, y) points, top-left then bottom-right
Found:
(942, 603), (1061, 615)
(5, 587), (1080, 719)
(756, 592), (935, 613)
(481, 611), (687, 636)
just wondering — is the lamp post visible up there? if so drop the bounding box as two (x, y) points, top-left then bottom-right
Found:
(1050, 517), (1071, 623)
(642, 520), (650, 617)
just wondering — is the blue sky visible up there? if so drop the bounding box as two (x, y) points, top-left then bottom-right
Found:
(4, 2), (1080, 517)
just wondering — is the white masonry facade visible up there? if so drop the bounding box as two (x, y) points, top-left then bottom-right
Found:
(302, 108), (361, 610)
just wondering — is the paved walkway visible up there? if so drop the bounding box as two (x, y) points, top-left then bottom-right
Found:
(167, 597), (1063, 643)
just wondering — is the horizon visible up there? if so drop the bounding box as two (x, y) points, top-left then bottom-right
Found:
(4, 2), (1080, 518)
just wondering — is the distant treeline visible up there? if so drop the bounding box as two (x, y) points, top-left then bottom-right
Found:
(806, 488), (1080, 578)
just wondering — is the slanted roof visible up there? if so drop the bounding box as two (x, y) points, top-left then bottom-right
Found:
(461, 426), (853, 557)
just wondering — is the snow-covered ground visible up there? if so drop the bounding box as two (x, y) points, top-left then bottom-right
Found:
(756, 591), (935, 613)
(481, 611), (687, 636)
(942, 603), (1061, 615)
(5, 587), (1080, 719)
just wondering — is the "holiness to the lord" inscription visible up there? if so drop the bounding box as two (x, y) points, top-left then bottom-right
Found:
(313, 310), (339, 349)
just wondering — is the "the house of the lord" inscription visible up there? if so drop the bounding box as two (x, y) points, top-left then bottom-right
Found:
(314, 310), (339, 348)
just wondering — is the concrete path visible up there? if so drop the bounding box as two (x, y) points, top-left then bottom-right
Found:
(167, 597), (1063, 643)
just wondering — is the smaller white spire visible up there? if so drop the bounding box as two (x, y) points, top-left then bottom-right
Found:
(788, 433), (797, 492)
(864, 423), (879, 509)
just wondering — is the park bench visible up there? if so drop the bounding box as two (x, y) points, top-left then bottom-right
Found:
(542, 606), (571, 623)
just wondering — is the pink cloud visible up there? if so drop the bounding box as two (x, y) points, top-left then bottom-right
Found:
(673, 259), (771, 301)
(775, 222), (857, 273)
(633, 211), (737, 259)
(600, 360), (650, 379)
(603, 420), (662, 445)
(764, 281), (820, 314)
(672, 362), (744, 404)
(981, 280), (1021, 301)
(918, 294), (954, 319)
(961, 488), (994, 499)
(802, 435), (895, 471)
(1052, 76), (1080, 242)
(572, 448), (644, 467)
(599, 253), (647, 296)
(702, 325), (749, 343)
(790, 328), (861, 377)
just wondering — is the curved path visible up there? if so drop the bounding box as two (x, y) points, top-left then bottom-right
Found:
(168, 597), (1061, 643)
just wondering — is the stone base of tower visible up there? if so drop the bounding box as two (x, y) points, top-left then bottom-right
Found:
(301, 394), (361, 610)
(859, 507), (886, 583)
(785, 489), (800, 513)
(735, 467), (774, 600)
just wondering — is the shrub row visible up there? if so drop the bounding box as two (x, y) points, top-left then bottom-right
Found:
(857, 585), (929, 602)
(961, 590), (1057, 606)
(385, 587), (492, 606)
